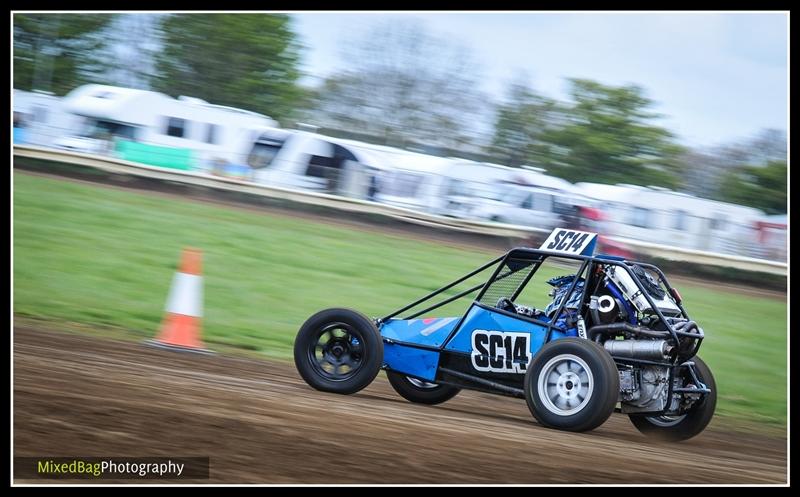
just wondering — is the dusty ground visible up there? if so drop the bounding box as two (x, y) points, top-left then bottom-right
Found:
(13, 324), (787, 484)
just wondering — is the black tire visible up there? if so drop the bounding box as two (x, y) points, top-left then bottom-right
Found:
(629, 356), (717, 442)
(386, 371), (460, 405)
(524, 338), (619, 432)
(294, 308), (383, 395)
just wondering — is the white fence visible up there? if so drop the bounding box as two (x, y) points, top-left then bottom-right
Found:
(13, 145), (788, 277)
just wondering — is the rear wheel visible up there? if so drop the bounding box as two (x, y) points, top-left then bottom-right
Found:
(386, 371), (460, 405)
(629, 356), (716, 442)
(524, 338), (619, 432)
(294, 308), (383, 395)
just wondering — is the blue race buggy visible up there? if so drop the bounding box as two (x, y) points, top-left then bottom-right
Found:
(294, 229), (716, 441)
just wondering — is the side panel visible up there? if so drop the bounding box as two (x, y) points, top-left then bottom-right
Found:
(383, 342), (440, 382)
(440, 304), (569, 389)
(444, 305), (550, 356)
(380, 317), (460, 348)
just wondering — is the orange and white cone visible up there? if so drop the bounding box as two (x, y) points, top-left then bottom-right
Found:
(145, 247), (213, 354)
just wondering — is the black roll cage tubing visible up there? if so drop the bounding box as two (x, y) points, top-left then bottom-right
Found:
(377, 254), (505, 324)
(376, 247), (705, 365)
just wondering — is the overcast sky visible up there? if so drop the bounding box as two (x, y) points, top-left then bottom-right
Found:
(291, 12), (788, 149)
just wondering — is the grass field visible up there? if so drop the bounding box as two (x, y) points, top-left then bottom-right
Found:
(13, 172), (788, 429)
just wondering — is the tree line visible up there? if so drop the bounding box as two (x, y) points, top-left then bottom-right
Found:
(13, 13), (787, 214)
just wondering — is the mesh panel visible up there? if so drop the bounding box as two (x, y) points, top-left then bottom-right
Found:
(478, 257), (539, 306)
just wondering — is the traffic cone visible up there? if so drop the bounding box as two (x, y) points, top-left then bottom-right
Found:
(145, 247), (214, 354)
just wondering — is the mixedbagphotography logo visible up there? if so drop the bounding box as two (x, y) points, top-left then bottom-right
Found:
(14, 457), (210, 480)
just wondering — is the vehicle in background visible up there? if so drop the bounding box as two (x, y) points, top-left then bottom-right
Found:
(374, 159), (538, 218)
(753, 214), (787, 261)
(469, 183), (589, 232)
(506, 165), (575, 192)
(369, 152), (457, 213)
(574, 183), (766, 256)
(248, 130), (516, 207)
(425, 161), (514, 218)
(248, 134), (575, 223)
(52, 84), (278, 172)
(248, 129), (399, 198)
(24, 84), (781, 263)
(13, 89), (82, 148)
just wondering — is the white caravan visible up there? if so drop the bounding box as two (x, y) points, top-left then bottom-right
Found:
(248, 130), (542, 207)
(441, 163), (585, 230)
(429, 161), (518, 218)
(13, 89), (82, 148)
(468, 181), (590, 231)
(372, 156), (585, 225)
(575, 182), (766, 256)
(373, 159), (521, 216)
(368, 152), (455, 213)
(505, 166), (575, 192)
(246, 129), (582, 226)
(52, 84), (278, 169)
(248, 129), (402, 198)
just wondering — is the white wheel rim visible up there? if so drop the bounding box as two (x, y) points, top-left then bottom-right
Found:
(537, 354), (594, 416)
(407, 377), (439, 389)
(647, 415), (687, 427)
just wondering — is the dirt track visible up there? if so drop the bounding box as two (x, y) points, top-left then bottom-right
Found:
(13, 324), (787, 484)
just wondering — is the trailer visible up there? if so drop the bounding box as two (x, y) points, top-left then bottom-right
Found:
(13, 89), (82, 148)
(574, 182), (766, 256)
(51, 84), (279, 171)
(372, 158), (514, 215)
(246, 129), (409, 198)
(247, 129), (586, 222)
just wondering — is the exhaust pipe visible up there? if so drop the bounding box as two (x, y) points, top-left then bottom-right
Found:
(604, 339), (675, 360)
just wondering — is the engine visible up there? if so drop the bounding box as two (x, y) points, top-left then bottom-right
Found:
(580, 263), (703, 414)
(617, 365), (676, 413)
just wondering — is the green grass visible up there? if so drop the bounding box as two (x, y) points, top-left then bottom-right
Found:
(13, 172), (787, 429)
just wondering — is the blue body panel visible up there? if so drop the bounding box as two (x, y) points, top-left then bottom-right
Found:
(380, 306), (573, 380)
(379, 317), (459, 381)
(382, 343), (440, 381)
(380, 317), (460, 347)
(443, 305), (560, 356)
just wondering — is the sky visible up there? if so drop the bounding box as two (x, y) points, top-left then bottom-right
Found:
(291, 12), (788, 149)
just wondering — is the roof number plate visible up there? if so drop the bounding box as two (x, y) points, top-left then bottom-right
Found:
(539, 229), (598, 256)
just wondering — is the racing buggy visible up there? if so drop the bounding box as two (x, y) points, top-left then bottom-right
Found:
(294, 229), (716, 441)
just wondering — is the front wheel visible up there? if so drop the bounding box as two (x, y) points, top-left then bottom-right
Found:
(629, 356), (717, 442)
(294, 308), (383, 395)
(386, 371), (460, 405)
(524, 338), (619, 432)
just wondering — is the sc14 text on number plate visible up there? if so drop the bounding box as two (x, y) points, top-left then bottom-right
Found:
(538, 229), (598, 256)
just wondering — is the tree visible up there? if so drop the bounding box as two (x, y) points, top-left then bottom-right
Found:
(14, 14), (116, 95)
(153, 14), (303, 124)
(747, 128), (787, 166)
(310, 19), (490, 151)
(487, 76), (560, 167)
(718, 160), (787, 214)
(681, 128), (787, 199)
(542, 79), (685, 188)
(93, 14), (164, 90)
